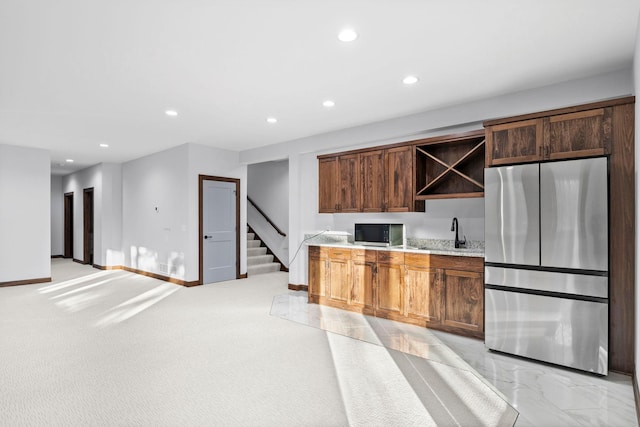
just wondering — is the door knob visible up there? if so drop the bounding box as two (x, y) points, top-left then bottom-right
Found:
(204, 235), (210, 239)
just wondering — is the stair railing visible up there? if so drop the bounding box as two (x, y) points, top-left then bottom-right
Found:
(247, 197), (286, 237)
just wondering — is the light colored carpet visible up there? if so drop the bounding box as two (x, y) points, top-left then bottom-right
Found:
(0, 259), (516, 426)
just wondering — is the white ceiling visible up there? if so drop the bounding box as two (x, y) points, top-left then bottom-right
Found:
(0, 1), (638, 175)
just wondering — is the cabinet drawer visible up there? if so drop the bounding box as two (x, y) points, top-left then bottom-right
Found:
(404, 252), (431, 267)
(430, 255), (484, 272)
(351, 249), (377, 262)
(308, 246), (330, 258)
(329, 248), (351, 260)
(377, 251), (405, 264)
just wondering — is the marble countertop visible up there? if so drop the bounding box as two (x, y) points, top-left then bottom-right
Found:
(306, 240), (484, 258)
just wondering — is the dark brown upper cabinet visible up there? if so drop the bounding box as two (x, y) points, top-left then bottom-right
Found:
(318, 157), (338, 213)
(318, 145), (423, 213)
(360, 150), (385, 212)
(384, 146), (415, 212)
(318, 154), (360, 213)
(338, 154), (360, 213)
(484, 100), (620, 167)
(544, 108), (612, 160)
(485, 118), (543, 166)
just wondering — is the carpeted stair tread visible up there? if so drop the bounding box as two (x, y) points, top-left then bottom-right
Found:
(247, 247), (267, 256)
(247, 254), (274, 266)
(247, 240), (261, 248)
(247, 263), (281, 275)
(246, 230), (283, 276)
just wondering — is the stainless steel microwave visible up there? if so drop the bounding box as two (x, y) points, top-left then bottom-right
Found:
(354, 224), (404, 247)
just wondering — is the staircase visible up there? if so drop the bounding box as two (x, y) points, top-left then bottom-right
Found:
(247, 231), (282, 276)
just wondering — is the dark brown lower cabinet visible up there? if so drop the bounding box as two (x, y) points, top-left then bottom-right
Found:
(442, 269), (484, 335)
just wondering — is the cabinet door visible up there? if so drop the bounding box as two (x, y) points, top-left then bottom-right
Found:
(360, 150), (385, 212)
(308, 256), (327, 299)
(338, 154), (360, 213)
(376, 263), (404, 315)
(351, 260), (375, 309)
(385, 146), (414, 212)
(404, 266), (442, 323)
(442, 269), (483, 333)
(328, 258), (350, 303)
(544, 108), (612, 160)
(486, 119), (543, 166)
(318, 157), (338, 213)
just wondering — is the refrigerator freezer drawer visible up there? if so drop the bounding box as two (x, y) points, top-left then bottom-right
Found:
(484, 164), (540, 266)
(485, 289), (608, 375)
(540, 157), (608, 271)
(485, 266), (608, 298)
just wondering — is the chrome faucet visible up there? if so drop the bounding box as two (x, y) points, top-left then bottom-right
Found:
(451, 217), (466, 249)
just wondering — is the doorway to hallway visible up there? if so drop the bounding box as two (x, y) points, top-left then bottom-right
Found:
(83, 188), (94, 265)
(64, 192), (74, 259)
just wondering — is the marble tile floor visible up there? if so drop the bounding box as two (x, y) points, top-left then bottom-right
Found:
(271, 292), (638, 427)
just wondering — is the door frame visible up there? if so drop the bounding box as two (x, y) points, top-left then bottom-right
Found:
(64, 192), (74, 258)
(198, 175), (240, 285)
(83, 187), (94, 265)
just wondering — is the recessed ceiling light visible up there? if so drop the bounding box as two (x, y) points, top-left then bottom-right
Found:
(323, 100), (335, 108)
(65, 159), (74, 163)
(402, 75), (419, 85)
(266, 117), (278, 124)
(165, 110), (178, 116)
(338, 29), (358, 42)
(99, 143), (109, 148)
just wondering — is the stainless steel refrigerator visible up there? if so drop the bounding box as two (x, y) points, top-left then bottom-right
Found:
(484, 157), (609, 375)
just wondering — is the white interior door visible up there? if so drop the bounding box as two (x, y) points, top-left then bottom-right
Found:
(203, 180), (237, 284)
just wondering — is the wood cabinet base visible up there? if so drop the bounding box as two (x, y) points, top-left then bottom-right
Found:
(308, 246), (484, 340)
(309, 295), (484, 339)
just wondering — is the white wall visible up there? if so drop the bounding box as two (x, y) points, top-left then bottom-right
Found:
(247, 160), (289, 231)
(121, 143), (247, 283)
(0, 144), (50, 282)
(51, 175), (64, 256)
(122, 145), (189, 279)
(62, 164), (103, 264)
(187, 143), (248, 280)
(238, 68), (635, 286)
(329, 199), (484, 241)
(101, 163), (123, 266)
